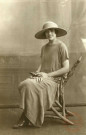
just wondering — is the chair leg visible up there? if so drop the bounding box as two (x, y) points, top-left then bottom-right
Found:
(59, 94), (65, 117)
(62, 94), (65, 117)
(55, 100), (75, 116)
(66, 110), (75, 116)
(51, 106), (74, 125)
(59, 86), (74, 117)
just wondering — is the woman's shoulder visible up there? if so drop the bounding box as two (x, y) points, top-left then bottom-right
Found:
(41, 43), (48, 50)
(57, 40), (66, 46)
(57, 40), (68, 50)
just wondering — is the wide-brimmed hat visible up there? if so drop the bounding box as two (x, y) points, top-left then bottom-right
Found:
(35, 21), (67, 39)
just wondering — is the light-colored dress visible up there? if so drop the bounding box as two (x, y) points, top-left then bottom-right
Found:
(18, 40), (69, 127)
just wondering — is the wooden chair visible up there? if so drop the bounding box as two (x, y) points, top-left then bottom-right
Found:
(45, 56), (82, 125)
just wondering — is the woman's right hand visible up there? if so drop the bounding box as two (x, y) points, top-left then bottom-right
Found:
(35, 76), (43, 82)
(30, 72), (49, 82)
(30, 76), (43, 82)
(30, 72), (48, 82)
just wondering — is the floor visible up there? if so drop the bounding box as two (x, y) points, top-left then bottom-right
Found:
(0, 107), (86, 135)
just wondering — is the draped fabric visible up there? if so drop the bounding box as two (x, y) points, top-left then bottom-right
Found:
(0, 0), (86, 107)
(0, 0), (86, 54)
(70, 0), (86, 53)
(19, 77), (57, 127)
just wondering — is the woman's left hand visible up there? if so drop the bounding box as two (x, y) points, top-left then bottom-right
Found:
(36, 72), (48, 78)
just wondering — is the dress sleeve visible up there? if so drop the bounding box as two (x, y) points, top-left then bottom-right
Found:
(60, 43), (69, 63)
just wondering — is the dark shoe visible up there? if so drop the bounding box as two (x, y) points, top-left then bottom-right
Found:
(13, 120), (28, 129)
(13, 111), (31, 129)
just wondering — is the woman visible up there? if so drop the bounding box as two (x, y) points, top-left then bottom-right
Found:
(13, 21), (69, 128)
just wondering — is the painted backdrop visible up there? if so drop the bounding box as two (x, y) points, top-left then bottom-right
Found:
(0, 0), (86, 105)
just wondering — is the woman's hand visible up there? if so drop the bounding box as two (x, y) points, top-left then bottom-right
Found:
(30, 75), (43, 82)
(35, 72), (48, 82)
(30, 72), (48, 83)
(36, 72), (48, 78)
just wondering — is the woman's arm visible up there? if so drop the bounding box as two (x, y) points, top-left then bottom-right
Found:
(48, 59), (69, 77)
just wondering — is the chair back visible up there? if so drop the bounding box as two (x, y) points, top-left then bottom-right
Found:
(56, 56), (82, 101)
(62, 56), (82, 86)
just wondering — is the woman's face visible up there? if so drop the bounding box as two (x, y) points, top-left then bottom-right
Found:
(45, 28), (56, 41)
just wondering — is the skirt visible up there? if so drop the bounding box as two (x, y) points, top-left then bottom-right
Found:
(18, 77), (57, 127)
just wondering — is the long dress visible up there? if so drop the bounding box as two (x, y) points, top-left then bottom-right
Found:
(18, 40), (69, 127)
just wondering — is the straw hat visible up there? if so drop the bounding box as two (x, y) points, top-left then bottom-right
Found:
(35, 21), (67, 39)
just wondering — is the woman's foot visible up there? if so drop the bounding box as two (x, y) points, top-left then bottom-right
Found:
(13, 112), (29, 129)
(13, 120), (28, 129)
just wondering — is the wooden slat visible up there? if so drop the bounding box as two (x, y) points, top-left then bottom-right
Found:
(51, 106), (74, 125)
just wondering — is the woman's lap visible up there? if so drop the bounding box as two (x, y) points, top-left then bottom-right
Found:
(18, 77), (57, 127)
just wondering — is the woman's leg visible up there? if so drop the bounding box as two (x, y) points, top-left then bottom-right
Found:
(13, 78), (34, 129)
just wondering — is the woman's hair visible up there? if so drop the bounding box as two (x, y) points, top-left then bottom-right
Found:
(44, 28), (58, 37)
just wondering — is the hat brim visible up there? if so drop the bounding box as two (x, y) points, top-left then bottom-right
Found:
(35, 28), (67, 39)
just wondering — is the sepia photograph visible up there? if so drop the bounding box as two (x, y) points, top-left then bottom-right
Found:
(0, 0), (86, 135)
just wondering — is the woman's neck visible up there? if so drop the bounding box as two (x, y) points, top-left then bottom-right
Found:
(48, 38), (57, 45)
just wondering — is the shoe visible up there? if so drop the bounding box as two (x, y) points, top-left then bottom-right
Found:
(13, 120), (27, 129)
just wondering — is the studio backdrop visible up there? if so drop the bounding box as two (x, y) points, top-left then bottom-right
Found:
(0, 0), (86, 106)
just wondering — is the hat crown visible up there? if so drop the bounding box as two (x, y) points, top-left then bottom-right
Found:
(43, 21), (58, 30)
